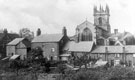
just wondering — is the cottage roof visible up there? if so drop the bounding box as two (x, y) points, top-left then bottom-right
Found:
(7, 38), (24, 45)
(68, 41), (94, 52)
(124, 46), (135, 53)
(32, 34), (63, 43)
(91, 45), (135, 53)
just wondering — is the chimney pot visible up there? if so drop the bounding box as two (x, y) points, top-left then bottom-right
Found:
(123, 46), (125, 52)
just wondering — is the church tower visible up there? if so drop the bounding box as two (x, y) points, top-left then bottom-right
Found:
(93, 4), (111, 38)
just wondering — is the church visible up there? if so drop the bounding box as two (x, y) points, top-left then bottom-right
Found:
(63, 4), (135, 66)
(29, 4), (135, 66)
(75, 5), (111, 45)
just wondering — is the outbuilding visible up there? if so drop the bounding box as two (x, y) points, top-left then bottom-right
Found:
(6, 38), (31, 60)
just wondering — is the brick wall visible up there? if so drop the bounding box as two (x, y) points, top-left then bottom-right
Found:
(32, 42), (59, 60)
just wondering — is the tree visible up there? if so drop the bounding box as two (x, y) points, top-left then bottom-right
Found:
(28, 47), (43, 60)
(107, 65), (135, 80)
(36, 28), (41, 36)
(19, 28), (34, 41)
(55, 64), (67, 74)
(71, 54), (97, 69)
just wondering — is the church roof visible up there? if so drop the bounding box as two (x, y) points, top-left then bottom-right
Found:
(67, 41), (94, 52)
(76, 20), (95, 30)
(32, 34), (64, 43)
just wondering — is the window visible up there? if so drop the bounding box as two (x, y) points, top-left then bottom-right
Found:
(11, 53), (14, 56)
(133, 54), (135, 57)
(98, 17), (102, 25)
(115, 54), (120, 58)
(50, 56), (53, 60)
(51, 48), (55, 52)
(8, 53), (13, 56)
(82, 28), (92, 41)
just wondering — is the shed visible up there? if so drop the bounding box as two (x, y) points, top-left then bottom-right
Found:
(60, 54), (71, 61)
(6, 38), (31, 60)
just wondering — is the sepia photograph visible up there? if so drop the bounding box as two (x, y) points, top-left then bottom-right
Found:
(0, 0), (135, 80)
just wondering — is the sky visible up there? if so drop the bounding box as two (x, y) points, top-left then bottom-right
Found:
(0, 0), (135, 36)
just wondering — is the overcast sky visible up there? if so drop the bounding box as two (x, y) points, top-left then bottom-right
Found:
(0, 0), (135, 36)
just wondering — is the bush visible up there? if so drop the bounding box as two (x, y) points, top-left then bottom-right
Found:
(56, 66), (135, 80)
(55, 64), (67, 74)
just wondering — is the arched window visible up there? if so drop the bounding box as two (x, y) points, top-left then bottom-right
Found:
(98, 17), (102, 25)
(81, 28), (92, 41)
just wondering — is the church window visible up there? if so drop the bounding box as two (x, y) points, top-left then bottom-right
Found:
(81, 28), (92, 41)
(98, 17), (102, 25)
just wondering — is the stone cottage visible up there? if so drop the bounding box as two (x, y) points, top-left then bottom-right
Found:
(31, 27), (69, 60)
(6, 38), (31, 60)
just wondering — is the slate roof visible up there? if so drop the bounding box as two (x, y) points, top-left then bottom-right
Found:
(67, 41), (94, 52)
(91, 45), (135, 53)
(76, 20), (94, 30)
(7, 38), (24, 46)
(32, 34), (64, 43)
(96, 26), (108, 31)
(124, 46), (135, 53)
(69, 35), (77, 41)
(109, 32), (133, 41)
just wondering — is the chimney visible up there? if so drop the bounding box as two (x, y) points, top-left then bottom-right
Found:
(105, 46), (108, 53)
(62, 26), (67, 36)
(36, 28), (41, 36)
(114, 29), (118, 34)
(3, 28), (8, 34)
(105, 39), (109, 46)
(123, 46), (125, 52)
